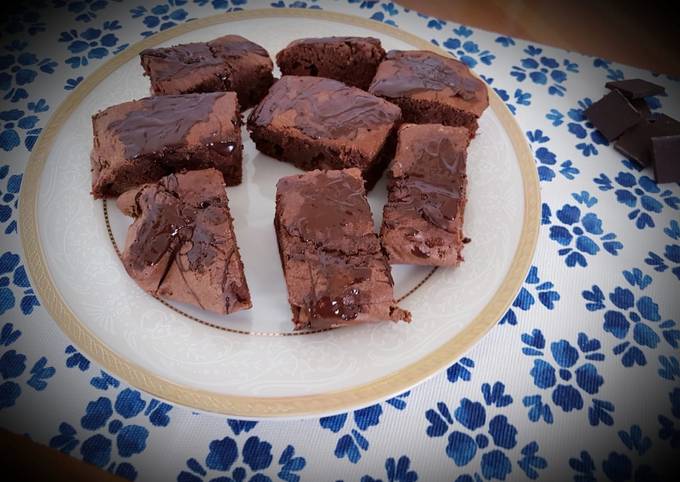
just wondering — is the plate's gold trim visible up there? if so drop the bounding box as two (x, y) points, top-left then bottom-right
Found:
(19, 9), (540, 417)
(103, 199), (438, 336)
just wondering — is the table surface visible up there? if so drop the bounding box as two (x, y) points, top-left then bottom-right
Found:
(1, 1), (678, 481)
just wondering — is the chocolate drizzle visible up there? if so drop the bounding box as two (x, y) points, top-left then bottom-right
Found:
(109, 94), (221, 159)
(140, 35), (269, 81)
(140, 43), (219, 81)
(288, 172), (369, 243)
(369, 50), (482, 101)
(394, 135), (465, 231)
(276, 169), (407, 327)
(250, 76), (400, 140)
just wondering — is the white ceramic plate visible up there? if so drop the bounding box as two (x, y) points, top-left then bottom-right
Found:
(20, 9), (539, 418)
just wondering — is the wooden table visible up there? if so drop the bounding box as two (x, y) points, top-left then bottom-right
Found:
(399, 0), (680, 77)
(3, 1), (678, 481)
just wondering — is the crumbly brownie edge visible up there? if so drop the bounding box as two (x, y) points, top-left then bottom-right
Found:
(385, 96), (480, 136)
(248, 125), (388, 191)
(276, 41), (384, 90)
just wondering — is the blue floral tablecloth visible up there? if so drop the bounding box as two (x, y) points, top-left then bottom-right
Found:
(1, 1), (679, 480)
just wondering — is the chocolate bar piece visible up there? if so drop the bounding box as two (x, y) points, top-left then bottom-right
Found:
(584, 90), (641, 141)
(274, 168), (411, 329)
(652, 135), (680, 184)
(615, 113), (680, 166)
(606, 78), (666, 100)
(631, 98), (651, 117)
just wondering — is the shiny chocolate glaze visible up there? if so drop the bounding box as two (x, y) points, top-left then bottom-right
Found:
(369, 50), (482, 101)
(109, 93), (223, 159)
(394, 135), (465, 231)
(249, 76), (400, 141)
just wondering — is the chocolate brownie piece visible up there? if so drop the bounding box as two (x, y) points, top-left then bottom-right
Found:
(276, 36), (385, 90)
(368, 50), (488, 135)
(117, 169), (251, 315)
(247, 76), (401, 190)
(91, 92), (242, 198)
(274, 168), (411, 329)
(140, 35), (274, 109)
(381, 124), (470, 266)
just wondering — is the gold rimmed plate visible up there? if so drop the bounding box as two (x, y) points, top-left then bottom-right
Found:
(20, 9), (539, 418)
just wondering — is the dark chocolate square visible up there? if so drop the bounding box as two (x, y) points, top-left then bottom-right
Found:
(583, 90), (641, 141)
(615, 114), (680, 166)
(652, 135), (680, 184)
(631, 98), (651, 117)
(606, 78), (666, 99)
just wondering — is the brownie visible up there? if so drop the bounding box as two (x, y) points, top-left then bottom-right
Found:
(117, 169), (251, 315)
(140, 35), (274, 109)
(276, 36), (385, 90)
(368, 50), (488, 135)
(91, 92), (242, 198)
(274, 168), (411, 329)
(381, 124), (470, 266)
(247, 76), (401, 190)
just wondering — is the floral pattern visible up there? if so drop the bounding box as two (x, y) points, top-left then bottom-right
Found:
(594, 160), (680, 230)
(525, 129), (579, 182)
(0, 165), (21, 235)
(645, 220), (680, 281)
(569, 426), (658, 482)
(425, 382), (547, 480)
(544, 193), (623, 268)
(510, 45), (577, 96)
(360, 455), (417, 482)
(130, 0), (191, 37)
(0, 40), (57, 103)
(177, 423), (306, 482)
(432, 25), (495, 68)
(49, 364), (172, 481)
(0, 252), (39, 316)
(547, 98), (608, 156)
(582, 269), (679, 367)
(500, 266), (560, 326)
(0, 1), (679, 481)
(521, 329), (612, 425)
(0, 97), (49, 152)
(59, 20), (128, 69)
(0, 322), (55, 410)
(319, 392), (410, 463)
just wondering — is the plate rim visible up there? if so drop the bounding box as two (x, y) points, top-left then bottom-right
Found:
(19, 8), (540, 418)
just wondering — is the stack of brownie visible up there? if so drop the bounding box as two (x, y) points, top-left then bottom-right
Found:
(90, 33), (489, 330)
